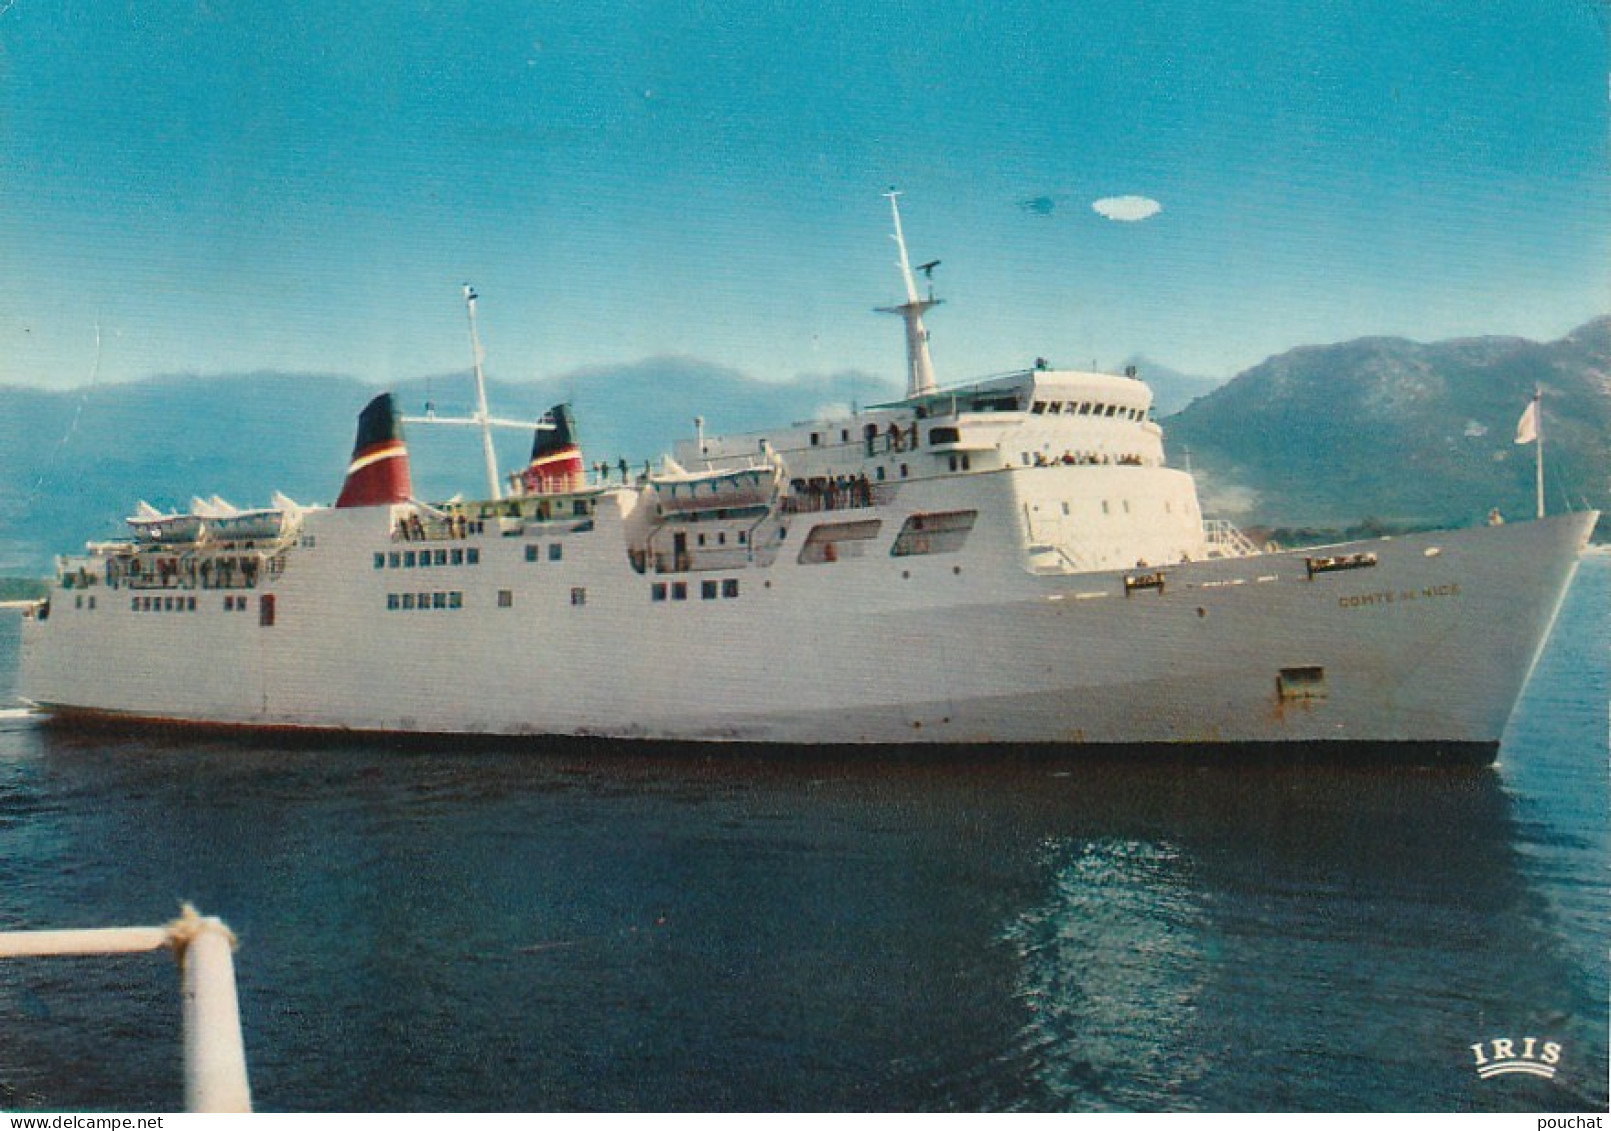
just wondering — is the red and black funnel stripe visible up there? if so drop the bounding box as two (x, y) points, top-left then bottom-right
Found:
(336, 393), (414, 508)
(521, 403), (584, 493)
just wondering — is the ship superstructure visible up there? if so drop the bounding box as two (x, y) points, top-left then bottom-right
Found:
(18, 200), (1597, 761)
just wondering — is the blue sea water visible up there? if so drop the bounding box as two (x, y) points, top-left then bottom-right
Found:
(0, 555), (1605, 1112)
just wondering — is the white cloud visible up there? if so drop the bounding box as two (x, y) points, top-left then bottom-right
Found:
(1092, 196), (1162, 222)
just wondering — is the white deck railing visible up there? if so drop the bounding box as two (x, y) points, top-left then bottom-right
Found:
(0, 904), (251, 1113)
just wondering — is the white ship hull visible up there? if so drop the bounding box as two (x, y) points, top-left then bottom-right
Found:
(19, 474), (1594, 761)
(16, 203), (1596, 762)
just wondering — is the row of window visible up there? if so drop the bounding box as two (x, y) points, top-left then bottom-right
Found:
(651, 578), (740, 602)
(132, 595), (197, 612)
(375, 547), (482, 570)
(525, 543), (564, 563)
(798, 511), (978, 565)
(386, 590), (465, 611)
(1031, 400), (1144, 421)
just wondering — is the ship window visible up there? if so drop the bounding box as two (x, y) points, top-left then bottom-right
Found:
(163, 597), (173, 611)
(1061, 502), (1070, 516)
(451, 549), (464, 565)
(373, 553), (385, 570)
(1105, 404), (1119, 417)
(672, 582), (687, 601)
(929, 426), (961, 446)
(573, 500), (590, 517)
(389, 552), (401, 568)
(466, 548), (480, 565)
(737, 531), (747, 545)
(403, 551), (416, 568)
(1123, 500), (1131, 513)
(799, 519), (882, 565)
(526, 544), (540, 562)
(1102, 501), (1110, 515)
(697, 533), (706, 547)
(434, 550), (447, 565)
(702, 580), (718, 600)
(891, 510), (977, 557)
(1048, 401), (1063, 413)
(651, 583), (667, 602)
(497, 589), (513, 608)
(419, 552), (431, 569)
(722, 578), (739, 598)
(810, 432), (821, 446)
(1277, 666), (1327, 701)
(570, 587), (587, 606)
(403, 593), (415, 609)
(876, 466), (886, 481)
(449, 591), (463, 609)
(260, 594), (275, 626)
(549, 543), (563, 562)
(432, 592), (447, 609)
(388, 594), (400, 610)
(717, 532), (727, 546)
(900, 464), (909, 478)
(1031, 402), (1047, 415)
(185, 596), (193, 611)
(416, 592), (430, 610)
(841, 428), (850, 442)
(948, 456), (957, 472)
(1078, 403), (1092, 415)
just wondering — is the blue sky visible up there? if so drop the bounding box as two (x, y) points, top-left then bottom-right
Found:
(1, 0), (1606, 392)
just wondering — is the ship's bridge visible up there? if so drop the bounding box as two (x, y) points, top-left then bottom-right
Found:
(674, 365), (1166, 481)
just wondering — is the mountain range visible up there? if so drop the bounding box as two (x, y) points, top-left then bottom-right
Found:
(1164, 317), (1610, 535)
(1, 318), (1605, 573)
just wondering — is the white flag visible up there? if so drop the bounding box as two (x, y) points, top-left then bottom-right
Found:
(1514, 399), (1539, 445)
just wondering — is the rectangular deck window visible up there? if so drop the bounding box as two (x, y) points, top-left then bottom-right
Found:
(798, 519), (882, 565)
(890, 510), (977, 557)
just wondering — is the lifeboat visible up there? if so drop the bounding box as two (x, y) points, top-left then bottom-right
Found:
(650, 458), (781, 516)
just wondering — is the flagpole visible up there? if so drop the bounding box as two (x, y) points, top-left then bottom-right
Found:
(1534, 387), (1544, 519)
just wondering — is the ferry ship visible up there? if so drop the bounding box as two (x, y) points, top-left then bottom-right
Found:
(18, 197), (1597, 761)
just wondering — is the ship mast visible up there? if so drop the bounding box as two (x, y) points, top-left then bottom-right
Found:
(464, 285), (503, 501)
(403, 285), (550, 502)
(876, 190), (941, 398)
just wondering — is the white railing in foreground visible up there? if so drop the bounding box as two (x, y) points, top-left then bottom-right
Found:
(0, 903), (251, 1113)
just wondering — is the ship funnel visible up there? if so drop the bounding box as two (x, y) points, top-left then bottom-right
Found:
(520, 404), (584, 494)
(335, 393), (414, 508)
